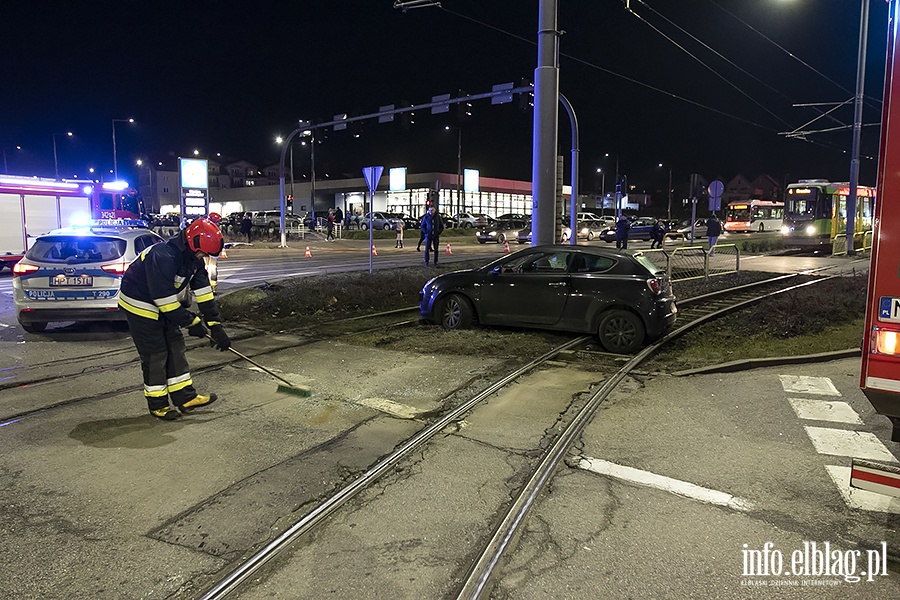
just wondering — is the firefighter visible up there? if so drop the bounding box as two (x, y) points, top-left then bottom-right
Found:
(118, 218), (231, 420)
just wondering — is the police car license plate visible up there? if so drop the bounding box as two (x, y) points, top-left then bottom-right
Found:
(49, 275), (93, 287)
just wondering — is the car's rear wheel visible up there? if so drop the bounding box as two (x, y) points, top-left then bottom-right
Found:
(361, 223), (369, 230)
(588, 231), (595, 241)
(597, 310), (644, 354)
(439, 293), (473, 330)
(21, 321), (47, 333)
(497, 233), (506, 244)
(383, 223), (392, 230)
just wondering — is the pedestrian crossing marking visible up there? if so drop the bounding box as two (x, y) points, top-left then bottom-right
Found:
(803, 426), (898, 463)
(788, 398), (863, 424)
(779, 375), (841, 396)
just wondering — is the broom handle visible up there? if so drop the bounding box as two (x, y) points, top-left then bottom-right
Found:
(208, 335), (297, 388)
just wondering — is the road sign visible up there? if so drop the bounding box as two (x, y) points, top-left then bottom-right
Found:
(431, 94), (450, 114)
(362, 166), (384, 194)
(378, 104), (395, 123)
(708, 180), (723, 212)
(491, 82), (514, 104)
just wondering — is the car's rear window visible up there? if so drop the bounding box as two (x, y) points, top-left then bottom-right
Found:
(27, 236), (127, 263)
(634, 254), (663, 276)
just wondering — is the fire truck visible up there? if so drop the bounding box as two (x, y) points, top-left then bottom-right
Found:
(0, 175), (145, 271)
(862, 0), (900, 445)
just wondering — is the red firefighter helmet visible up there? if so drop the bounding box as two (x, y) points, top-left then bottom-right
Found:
(207, 212), (222, 224)
(185, 218), (224, 257)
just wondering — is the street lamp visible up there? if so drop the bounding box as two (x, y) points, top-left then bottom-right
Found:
(445, 125), (462, 214)
(52, 131), (73, 180)
(2, 145), (21, 173)
(112, 118), (134, 181)
(658, 162), (673, 220)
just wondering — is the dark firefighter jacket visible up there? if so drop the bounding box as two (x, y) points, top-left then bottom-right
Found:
(118, 232), (221, 327)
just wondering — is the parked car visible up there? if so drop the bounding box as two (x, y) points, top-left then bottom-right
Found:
(455, 212), (493, 228)
(13, 224), (165, 333)
(439, 212), (456, 228)
(496, 212), (528, 221)
(419, 245), (677, 353)
(576, 212), (615, 228)
(472, 214), (496, 229)
(599, 216), (656, 243)
(252, 210), (301, 228)
(517, 223), (532, 244)
(677, 218), (710, 240)
(476, 219), (529, 244)
(397, 213), (420, 229)
(360, 212), (404, 231)
(561, 220), (605, 242)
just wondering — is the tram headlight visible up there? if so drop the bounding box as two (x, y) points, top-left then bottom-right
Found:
(872, 327), (900, 356)
(805, 225), (816, 235)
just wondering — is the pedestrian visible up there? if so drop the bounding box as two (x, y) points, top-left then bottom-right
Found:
(240, 212), (253, 243)
(421, 206), (445, 266)
(334, 206), (343, 226)
(395, 217), (404, 248)
(204, 213), (222, 291)
(416, 215), (426, 251)
(615, 214), (631, 250)
(118, 218), (232, 421)
(326, 209), (335, 241)
(706, 214), (722, 255)
(650, 218), (667, 249)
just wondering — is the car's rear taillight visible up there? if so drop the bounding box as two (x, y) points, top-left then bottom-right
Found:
(646, 278), (661, 295)
(101, 261), (128, 275)
(12, 263), (39, 277)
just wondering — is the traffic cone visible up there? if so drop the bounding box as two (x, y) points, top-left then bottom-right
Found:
(305, 245), (312, 258)
(445, 242), (452, 254)
(504, 241), (510, 253)
(220, 248), (228, 259)
(371, 244), (378, 256)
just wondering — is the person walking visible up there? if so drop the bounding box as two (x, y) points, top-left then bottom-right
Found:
(706, 214), (722, 255)
(420, 206), (444, 266)
(650, 218), (667, 249)
(118, 218), (232, 421)
(240, 212), (253, 243)
(615, 214), (631, 250)
(334, 206), (343, 227)
(326, 209), (336, 241)
(395, 217), (404, 248)
(416, 214), (426, 251)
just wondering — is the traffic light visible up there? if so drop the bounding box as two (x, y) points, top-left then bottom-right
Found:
(455, 90), (471, 122)
(517, 78), (533, 113)
(287, 194), (293, 210)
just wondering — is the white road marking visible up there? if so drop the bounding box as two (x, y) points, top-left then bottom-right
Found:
(357, 397), (424, 420)
(779, 374), (841, 396)
(577, 457), (754, 512)
(803, 426), (899, 463)
(825, 466), (900, 514)
(788, 398), (863, 424)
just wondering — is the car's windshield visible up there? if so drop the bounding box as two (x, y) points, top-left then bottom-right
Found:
(27, 236), (127, 263)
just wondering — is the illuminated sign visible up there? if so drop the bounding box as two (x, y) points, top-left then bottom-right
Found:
(179, 158), (208, 189)
(464, 168), (479, 193)
(389, 167), (407, 191)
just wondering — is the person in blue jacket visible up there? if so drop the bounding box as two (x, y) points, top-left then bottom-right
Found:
(420, 206), (445, 266)
(615, 215), (631, 250)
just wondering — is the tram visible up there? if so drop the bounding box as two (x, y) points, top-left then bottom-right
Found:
(781, 180), (875, 248)
(862, 0), (900, 443)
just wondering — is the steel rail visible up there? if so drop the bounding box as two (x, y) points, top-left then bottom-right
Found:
(454, 275), (838, 599)
(198, 335), (590, 600)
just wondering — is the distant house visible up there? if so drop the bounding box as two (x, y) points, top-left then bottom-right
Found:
(724, 174), (782, 203)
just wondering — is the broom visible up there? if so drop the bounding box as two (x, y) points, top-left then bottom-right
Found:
(212, 336), (312, 397)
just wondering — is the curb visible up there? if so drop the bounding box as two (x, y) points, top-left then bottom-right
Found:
(672, 349), (862, 377)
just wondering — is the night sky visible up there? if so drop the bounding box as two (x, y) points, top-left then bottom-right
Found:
(1, 1), (890, 198)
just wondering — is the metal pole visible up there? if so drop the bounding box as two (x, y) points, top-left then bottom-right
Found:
(310, 132), (316, 225)
(52, 135), (60, 180)
(559, 93), (579, 246)
(457, 128), (462, 215)
(847, 0), (869, 256)
(532, 0), (560, 246)
(667, 166), (673, 220)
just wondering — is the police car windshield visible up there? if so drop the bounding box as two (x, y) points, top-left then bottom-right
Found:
(26, 237), (127, 263)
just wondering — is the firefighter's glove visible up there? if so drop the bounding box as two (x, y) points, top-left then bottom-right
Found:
(187, 317), (208, 339)
(209, 324), (231, 352)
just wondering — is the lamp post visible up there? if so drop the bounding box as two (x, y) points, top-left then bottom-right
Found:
(445, 125), (462, 214)
(2, 145), (21, 173)
(596, 168), (606, 214)
(659, 162), (673, 220)
(52, 131), (73, 180)
(112, 118), (134, 181)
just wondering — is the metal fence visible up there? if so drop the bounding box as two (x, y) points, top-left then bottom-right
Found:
(640, 243), (740, 282)
(831, 230), (873, 256)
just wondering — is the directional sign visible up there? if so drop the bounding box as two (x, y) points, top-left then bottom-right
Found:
(491, 82), (514, 104)
(431, 94), (450, 114)
(378, 104), (395, 123)
(879, 297), (900, 322)
(362, 166), (384, 194)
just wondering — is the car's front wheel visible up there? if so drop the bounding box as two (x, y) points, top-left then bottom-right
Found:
(21, 321), (47, 333)
(588, 231), (595, 241)
(439, 293), (474, 330)
(360, 223), (369, 230)
(383, 223), (392, 230)
(597, 309), (644, 354)
(497, 234), (506, 244)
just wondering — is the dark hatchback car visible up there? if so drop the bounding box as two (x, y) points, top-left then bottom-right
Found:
(419, 245), (677, 353)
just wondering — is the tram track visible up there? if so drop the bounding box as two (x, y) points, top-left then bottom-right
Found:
(195, 272), (840, 599)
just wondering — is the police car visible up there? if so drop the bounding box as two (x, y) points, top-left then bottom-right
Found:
(13, 221), (164, 333)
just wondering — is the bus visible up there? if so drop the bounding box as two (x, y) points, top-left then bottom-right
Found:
(723, 199), (783, 232)
(781, 179), (875, 248)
